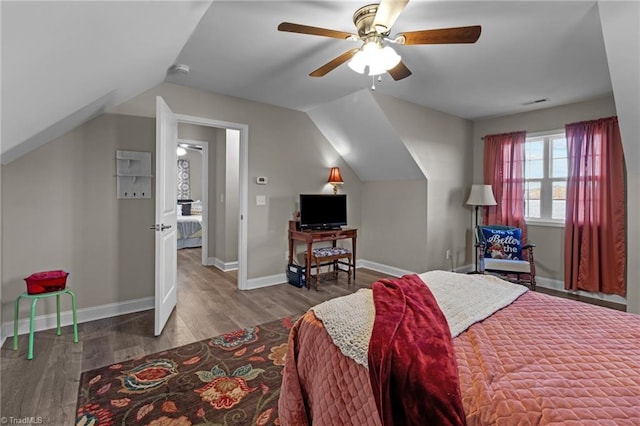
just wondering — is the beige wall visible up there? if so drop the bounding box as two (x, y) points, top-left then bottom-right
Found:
(371, 93), (474, 271)
(111, 83), (364, 278)
(2, 80), (634, 327)
(2, 114), (155, 322)
(472, 95), (618, 282)
(360, 180), (428, 272)
(2, 83), (365, 324)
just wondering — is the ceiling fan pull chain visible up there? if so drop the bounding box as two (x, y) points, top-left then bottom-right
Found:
(371, 75), (376, 91)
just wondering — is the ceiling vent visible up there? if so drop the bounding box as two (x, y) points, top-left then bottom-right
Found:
(522, 98), (549, 106)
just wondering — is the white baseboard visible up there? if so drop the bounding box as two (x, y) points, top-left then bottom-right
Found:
(357, 259), (414, 277)
(453, 264), (474, 273)
(244, 259), (411, 290)
(245, 273), (287, 290)
(209, 257), (238, 272)
(535, 276), (627, 305)
(454, 271), (626, 305)
(2, 269), (626, 347)
(2, 296), (154, 345)
(358, 260), (473, 276)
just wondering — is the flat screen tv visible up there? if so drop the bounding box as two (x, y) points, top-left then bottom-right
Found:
(299, 194), (347, 230)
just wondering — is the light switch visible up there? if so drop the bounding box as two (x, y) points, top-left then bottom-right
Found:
(256, 195), (266, 206)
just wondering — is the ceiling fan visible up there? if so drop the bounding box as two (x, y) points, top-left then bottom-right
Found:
(278, 0), (481, 81)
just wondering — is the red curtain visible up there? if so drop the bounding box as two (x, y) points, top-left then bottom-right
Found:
(564, 117), (626, 296)
(483, 131), (528, 244)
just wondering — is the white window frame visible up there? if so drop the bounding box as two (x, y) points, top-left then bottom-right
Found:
(524, 130), (567, 228)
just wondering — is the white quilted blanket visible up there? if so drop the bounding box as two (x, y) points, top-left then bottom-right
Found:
(311, 270), (527, 368)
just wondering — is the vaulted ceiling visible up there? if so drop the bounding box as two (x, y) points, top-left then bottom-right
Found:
(1, 1), (632, 168)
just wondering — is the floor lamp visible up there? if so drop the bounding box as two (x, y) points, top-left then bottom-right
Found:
(466, 184), (497, 273)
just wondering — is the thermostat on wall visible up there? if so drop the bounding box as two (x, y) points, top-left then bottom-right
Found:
(256, 176), (268, 185)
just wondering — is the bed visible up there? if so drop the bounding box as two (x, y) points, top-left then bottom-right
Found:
(177, 214), (202, 249)
(279, 271), (640, 425)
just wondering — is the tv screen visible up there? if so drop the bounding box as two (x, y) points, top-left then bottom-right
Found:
(299, 194), (347, 230)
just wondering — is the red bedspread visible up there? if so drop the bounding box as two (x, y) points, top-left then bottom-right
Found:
(279, 279), (640, 425)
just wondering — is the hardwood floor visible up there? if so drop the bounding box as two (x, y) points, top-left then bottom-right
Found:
(0, 248), (392, 425)
(0, 249), (625, 424)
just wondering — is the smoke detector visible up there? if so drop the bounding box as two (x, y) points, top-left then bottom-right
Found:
(168, 64), (190, 74)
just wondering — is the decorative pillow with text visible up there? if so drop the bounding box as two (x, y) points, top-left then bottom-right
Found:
(481, 227), (522, 260)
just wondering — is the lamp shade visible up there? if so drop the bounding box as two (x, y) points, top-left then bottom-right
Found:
(466, 184), (497, 206)
(327, 167), (344, 184)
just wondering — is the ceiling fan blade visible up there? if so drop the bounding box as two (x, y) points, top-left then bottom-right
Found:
(399, 25), (482, 45)
(388, 61), (412, 81)
(373, 0), (409, 33)
(310, 49), (359, 77)
(278, 22), (355, 40)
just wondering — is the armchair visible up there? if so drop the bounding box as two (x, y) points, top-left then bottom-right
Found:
(475, 225), (536, 290)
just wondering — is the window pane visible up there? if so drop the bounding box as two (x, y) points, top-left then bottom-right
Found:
(552, 200), (565, 220)
(524, 181), (541, 218)
(552, 181), (566, 220)
(525, 140), (544, 160)
(551, 137), (568, 178)
(525, 160), (544, 179)
(525, 140), (544, 179)
(552, 159), (567, 178)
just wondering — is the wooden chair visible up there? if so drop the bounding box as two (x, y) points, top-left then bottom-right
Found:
(476, 225), (536, 290)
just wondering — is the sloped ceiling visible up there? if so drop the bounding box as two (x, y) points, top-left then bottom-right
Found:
(2, 0), (632, 172)
(307, 90), (424, 181)
(1, 0), (212, 164)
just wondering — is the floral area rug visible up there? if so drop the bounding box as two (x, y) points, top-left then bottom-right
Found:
(76, 315), (299, 426)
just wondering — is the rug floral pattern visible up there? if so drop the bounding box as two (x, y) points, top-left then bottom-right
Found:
(76, 316), (299, 426)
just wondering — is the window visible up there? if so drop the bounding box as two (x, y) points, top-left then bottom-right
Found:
(524, 131), (567, 224)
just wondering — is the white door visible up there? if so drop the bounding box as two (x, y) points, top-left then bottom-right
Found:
(154, 96), (178, 336)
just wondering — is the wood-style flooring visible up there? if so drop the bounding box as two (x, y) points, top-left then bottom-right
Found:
(0, 249), (625, 424)
(0, 248), (392, 425)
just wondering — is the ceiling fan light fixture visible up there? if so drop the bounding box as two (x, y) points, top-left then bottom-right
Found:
(348, 41), (401, 76)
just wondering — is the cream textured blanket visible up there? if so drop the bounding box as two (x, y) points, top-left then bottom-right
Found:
(311, 270), (527, 368)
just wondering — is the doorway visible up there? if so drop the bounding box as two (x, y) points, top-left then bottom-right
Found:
(154, 97), (248, 335)
(176, 138), (209, 266)
(172, 114), (248, 289)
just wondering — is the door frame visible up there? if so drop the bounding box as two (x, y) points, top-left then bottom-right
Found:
(173, 114), (249, 290)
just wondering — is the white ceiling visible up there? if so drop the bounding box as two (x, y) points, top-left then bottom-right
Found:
(167, 1), (612, 115)
(1, 0), (616, 164)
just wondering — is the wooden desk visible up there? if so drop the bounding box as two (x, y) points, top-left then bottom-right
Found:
(288, 221), (357, 289)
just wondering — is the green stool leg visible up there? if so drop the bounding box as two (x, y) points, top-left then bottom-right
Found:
(28, 298), (38, 360)
(69, 290), (79, 343)
(56, 294), (62, 336)
(13, 295), (22, 351)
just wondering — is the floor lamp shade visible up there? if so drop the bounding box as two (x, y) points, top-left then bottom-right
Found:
(466, 184), (497, 207)
(466, 184), (497, 273)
